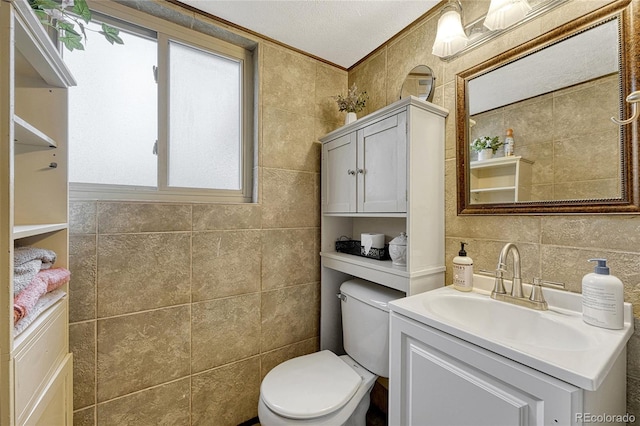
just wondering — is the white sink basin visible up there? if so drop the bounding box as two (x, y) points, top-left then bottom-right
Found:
(421, 291), (599, 352)
(389, 274), (634, 390)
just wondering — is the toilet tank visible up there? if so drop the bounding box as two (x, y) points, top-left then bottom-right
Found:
(340, 278), (404, 377)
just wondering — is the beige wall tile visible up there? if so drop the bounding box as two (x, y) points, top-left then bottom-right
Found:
(70, 321), (96, 410)
(191, 357), (260, 426)
(96, 379), (190, 426)
(70, 201), (97, 235)
(261, 282), (320, 352)
(262, 43), (316, 115)
(192, 230), (261, 301)
(192, 203), (262, 231)
(98, 203), (192, 234)
(97, 233), (191, 317)
(260, 337), (318, 380)
(553, 179), (620, 201)
(73, 406), (95, 426)
(97, 306), (190, 401)
(348, 50), (387, 116)
(542, 215), (640, 254)
(261, 169), (319, 228)
(69, 235), (97, 323)
(262, 107), (319, 173)
(315, 62), (348, 123)
(191, 294), (260, 373)
(261, 228), (320, 290)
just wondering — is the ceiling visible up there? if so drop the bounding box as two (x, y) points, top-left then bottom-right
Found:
(179, 1), (441, 69)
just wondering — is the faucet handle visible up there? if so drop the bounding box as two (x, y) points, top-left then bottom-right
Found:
(529, 277), (548, 309)
(491, 268), (507, 296)
(536, 278), (565, 290)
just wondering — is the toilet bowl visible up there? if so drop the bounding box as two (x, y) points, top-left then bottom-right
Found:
(258, 279), (403, 426)
(258, 351), (376, 426)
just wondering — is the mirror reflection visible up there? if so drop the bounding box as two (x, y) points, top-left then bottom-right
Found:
(468, 18), (620, 204)
(400, 65), (435, 102)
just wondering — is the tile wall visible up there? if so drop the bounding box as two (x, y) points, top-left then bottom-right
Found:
(348, 0), (640, 417)
(67, 2), (347, 424)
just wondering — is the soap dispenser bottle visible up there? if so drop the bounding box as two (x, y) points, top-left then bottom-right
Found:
(453, 242), (473, 292)
(582, 258), (624, 330)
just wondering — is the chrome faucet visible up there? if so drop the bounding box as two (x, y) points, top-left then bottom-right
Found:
(492, 243), (523, 298)
(491, 243), (561, 310)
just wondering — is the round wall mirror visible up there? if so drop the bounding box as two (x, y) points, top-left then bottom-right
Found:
(400, 65), (435, 102)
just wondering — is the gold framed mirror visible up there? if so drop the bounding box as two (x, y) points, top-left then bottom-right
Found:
(456, 0), (639, 215)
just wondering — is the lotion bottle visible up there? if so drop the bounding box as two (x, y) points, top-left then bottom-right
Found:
(504, 128), (515, 156)
(582, 258), (624, 330)
(453, 242), (473, 292)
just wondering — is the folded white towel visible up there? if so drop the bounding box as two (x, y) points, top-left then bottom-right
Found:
(13, 246), (56, 294)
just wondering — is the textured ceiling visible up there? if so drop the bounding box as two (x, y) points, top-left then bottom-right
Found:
(179, 0), (440, 69)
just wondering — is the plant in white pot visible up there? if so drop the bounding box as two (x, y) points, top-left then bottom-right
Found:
(470, 136), (502, 161)
(333, 83), (369, 124)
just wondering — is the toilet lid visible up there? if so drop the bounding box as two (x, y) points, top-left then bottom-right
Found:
(261, 350), (362, 420)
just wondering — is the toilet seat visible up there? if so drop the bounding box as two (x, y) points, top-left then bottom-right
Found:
(260, 350), (363, 420)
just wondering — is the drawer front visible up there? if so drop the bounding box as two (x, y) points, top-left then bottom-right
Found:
(14, 298), (68, 420)
(20, 354), (73, 426)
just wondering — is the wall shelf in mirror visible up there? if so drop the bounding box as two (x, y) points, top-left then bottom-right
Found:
(470, 156), (533, 204)
(456, 0), (639, 214)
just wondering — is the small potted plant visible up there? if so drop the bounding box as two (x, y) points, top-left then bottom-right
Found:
(333, 83), (369, 124)
(470, 136), (502, 161)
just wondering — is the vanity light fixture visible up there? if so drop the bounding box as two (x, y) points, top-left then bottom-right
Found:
(611, 91), (640, 125)
(484, 0), (532, 31)
(432, 0), (468, 58)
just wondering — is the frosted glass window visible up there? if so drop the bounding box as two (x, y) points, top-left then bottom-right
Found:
(66, 22), (157, 187)
(168, 41), (242, 190)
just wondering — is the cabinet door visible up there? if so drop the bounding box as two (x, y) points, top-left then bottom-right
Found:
(357, 112), (407, 213)
(389, 313), (580, 426)
(323, 132), (356, 213)
(401, 337), (528, 426)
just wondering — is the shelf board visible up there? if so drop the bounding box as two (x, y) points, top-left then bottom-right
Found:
(13, 223), (67, 239)
(323, 212), (407, 218)
(14, 116), (57, 148)
(470, 155), (533, 169)
(13, 0), (76, 88)
(470, 186), (516, 193)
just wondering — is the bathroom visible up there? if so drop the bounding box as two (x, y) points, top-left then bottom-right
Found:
(35, 0), (640, 424)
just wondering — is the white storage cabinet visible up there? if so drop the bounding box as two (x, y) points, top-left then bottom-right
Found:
(0, 0), (75, 424)
(319, 96), (448, 353)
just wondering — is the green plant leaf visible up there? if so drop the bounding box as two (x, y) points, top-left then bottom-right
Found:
(58, 21), (80, 36)
(100, 23), (124, 45)
(72, 0), (92, 23)
(60, 31), (84, 51)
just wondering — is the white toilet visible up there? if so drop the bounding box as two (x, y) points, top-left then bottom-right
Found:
(258, 278), (403, 425)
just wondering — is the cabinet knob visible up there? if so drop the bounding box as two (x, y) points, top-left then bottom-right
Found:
(347, 169), (356, 175)
(357, 168), (365, 174)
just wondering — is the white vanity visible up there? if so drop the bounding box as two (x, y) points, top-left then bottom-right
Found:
(388, 274), (634, 425)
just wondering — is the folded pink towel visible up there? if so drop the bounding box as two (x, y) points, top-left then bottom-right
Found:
(14, 268), (70, 323)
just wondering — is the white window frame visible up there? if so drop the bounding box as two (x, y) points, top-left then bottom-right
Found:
(68, 1), (254, 203)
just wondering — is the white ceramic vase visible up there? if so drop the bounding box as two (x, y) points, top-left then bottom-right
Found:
(478, 148), (493, 161)
(345, 112), (357, 125)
